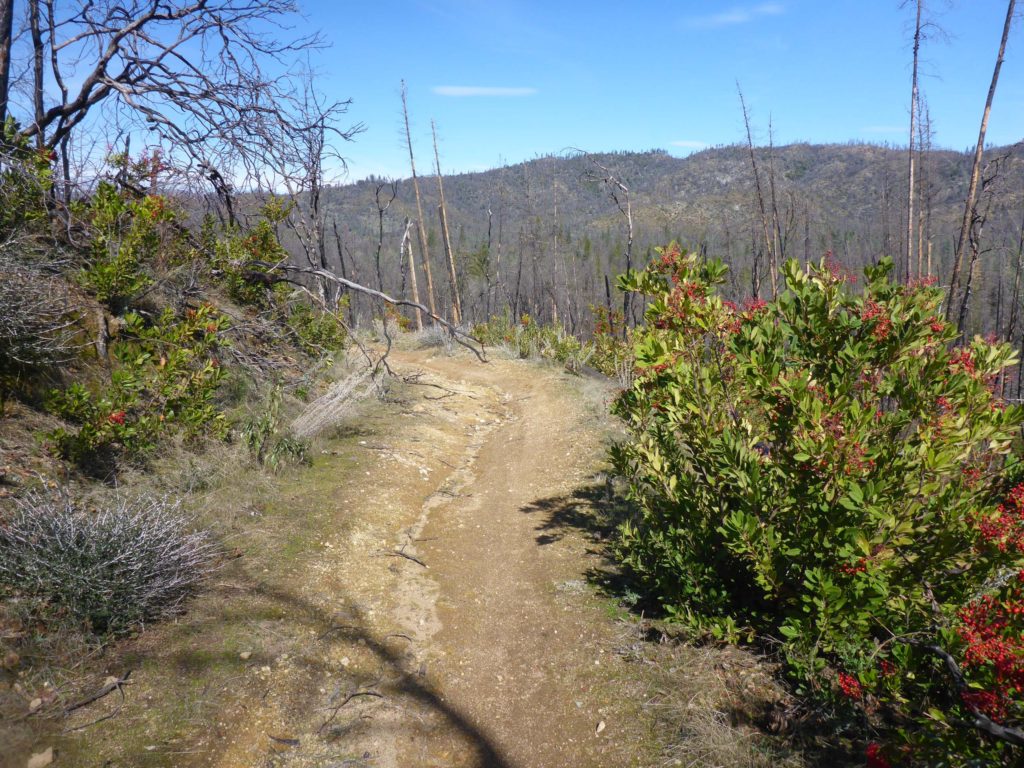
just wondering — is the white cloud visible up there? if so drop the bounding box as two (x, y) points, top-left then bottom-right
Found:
(670, 140), (708, 149)
(432, 86), (538, 97)
(686, 3), (784, 29)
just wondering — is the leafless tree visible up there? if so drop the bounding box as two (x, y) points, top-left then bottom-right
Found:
(738, 84), (777, 297)
(262, 82), (361, 308)
(0, 0), (358, 197)
(584, 156), (635, 335)
(947, 0), (1017, 321)
(432, 119), (462, 325)
(956, 150), (1015, 334)
(400, 80), (436, 327)
(905, 0), (924, 284)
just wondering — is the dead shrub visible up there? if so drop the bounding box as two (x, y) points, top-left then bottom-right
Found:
(0, 490), (217, 635)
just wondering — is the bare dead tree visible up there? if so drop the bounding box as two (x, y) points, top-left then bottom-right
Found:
(905, 0), (924, 284)
(956, 152), (1012, 334)
(584, 155), (635, 336)
(431, 119), (461, 325)
(947, 0), (1017, 320)
(264, 82), (360, 309)
(1, 0), (360, 203)
(738, 84), (777, 297)
(917, 97), (936, 279)
(0, 0), (12, 123)
(373, 181), (398, 293)
(399, 216), (415, 321)
(400, 81), (437, 324)
(767, 116), (785, 266)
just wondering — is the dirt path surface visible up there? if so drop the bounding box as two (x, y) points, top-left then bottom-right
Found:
(26, 348), (644, 768)
(212, 349), (633, 768)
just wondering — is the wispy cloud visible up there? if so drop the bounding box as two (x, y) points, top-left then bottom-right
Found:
(685, 3), (784, 29)
(432, 86), (538, 97)
(670, 140), (708, 149)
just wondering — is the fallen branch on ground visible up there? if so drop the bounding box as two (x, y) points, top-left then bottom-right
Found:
(62, 671), (132, 732)
(317, 690), (384, 733)
(374, 548), (427, 568)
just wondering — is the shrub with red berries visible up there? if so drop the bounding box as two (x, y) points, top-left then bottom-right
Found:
(614, 247), (1024, 764)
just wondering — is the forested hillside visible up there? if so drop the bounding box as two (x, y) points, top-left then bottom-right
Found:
(318, 142), (1024, 335)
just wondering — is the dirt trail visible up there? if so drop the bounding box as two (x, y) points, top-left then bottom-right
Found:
(203, 349), (634, 768)
(377, 353), (621, 767)
(21, 349), (641, 768)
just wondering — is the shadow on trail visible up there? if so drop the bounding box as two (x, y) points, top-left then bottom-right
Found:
(519, 481), (645, 606)
(267, 582), (515, 767)
(143, 576), (514, 767)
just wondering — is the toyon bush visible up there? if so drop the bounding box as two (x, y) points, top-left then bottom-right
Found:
(0, 490), (217, 635)
(47, 303), (230, 467)
(613, 245), (1024, 764)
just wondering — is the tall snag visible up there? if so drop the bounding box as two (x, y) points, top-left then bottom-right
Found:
(946, 0), (1016, 322)
(432, 120), (462, 325)
(738, 84), (777, 298)
(400, 81), (437, 328)
(906, 0), (923, 284)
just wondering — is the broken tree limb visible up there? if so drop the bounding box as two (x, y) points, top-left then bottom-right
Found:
(63, 670), (132, 716)
(62, 671), (132, 733)
(374, 548), (427, 568)
(317, 690), (384, 733)
(903, 640), (1024, 747)
(244, 261), (487, 363)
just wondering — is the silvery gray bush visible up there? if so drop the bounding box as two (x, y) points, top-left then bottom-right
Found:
(0, 491), (217, 634)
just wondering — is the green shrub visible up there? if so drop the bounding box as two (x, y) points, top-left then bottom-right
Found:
(285, 297), (347, 358)
(47, 304), (229, 467)
(241, 383), (309, 469)
(0, 119), (52, 238)
(79, 182), (177, 312)
(209, 202), (291, 308)
(589, 304), (634, 383)
(473, 313), (589, 370)
(0, 490), (216, 635)
(613, 245), (1024, 763)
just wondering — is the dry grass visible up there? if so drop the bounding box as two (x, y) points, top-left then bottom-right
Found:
(607, 624), (803, 768)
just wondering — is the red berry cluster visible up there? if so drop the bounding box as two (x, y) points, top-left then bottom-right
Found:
(838, 558), (868, 575)
(844, 441), (876, 475)
(866, 742), (892, 768)
(654, 244), (682, 274)
(949, 348), (976, 376)
(823, 252), (857, 284)
(960, 689), (1006, 721)
(107, 410), (127, 426)
(860, 300), (893, 341)
(956, 575), (1024, 723)
(743, 297), (768, 315)
(838, 671), (862, 699)
(975, 482), (1024, 553)
(962, 465), (983, 488)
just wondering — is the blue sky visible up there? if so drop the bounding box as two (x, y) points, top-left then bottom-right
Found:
(300, 1), (1024, 181)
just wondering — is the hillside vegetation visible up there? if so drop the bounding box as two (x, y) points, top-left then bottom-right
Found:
(321, 142), (1024, 339)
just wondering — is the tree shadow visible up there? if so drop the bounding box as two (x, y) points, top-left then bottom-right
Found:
(125, 576), (514, 768)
